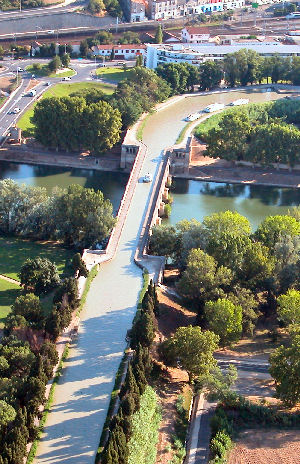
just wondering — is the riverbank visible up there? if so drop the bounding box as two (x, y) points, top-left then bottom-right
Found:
(179, 142), (300, 189)
(0, 146), (123, 172)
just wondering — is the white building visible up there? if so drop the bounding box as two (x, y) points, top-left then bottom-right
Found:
(181, 26), (211, 43)
(146, 42), (300, 68)
(91, 44), (146, 60)
(149, 0), (186, 20)
(186, 0), (224, 14)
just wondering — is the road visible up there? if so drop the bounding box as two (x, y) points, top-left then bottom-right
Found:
(0, 57), (134, 141)
(189, 355), (272, 464)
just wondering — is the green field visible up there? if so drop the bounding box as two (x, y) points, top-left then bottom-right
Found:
(17, 81), (115, 135)
(26, 64), (76, 78)
(0, 236), (74, 281)
(0, 279), (21, 328)
(95, 66), (132, 83)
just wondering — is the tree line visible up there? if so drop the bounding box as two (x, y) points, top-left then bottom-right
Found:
(0, 180), (115, 249)
(149, 209), (300, 405)
(0, 250), (89, 463)
(195, 99), (300, 167)
(100, 281), (160, 464)
(156, 50), (300, 94)
(31, 67), (171, 152)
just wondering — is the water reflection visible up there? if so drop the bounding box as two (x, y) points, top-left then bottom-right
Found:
(167, 179), (300, 230)
(0, 162), (129, 214)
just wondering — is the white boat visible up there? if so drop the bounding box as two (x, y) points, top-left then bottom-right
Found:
(230, 98), (249, 106)
(185, 112), (201, 122)
(203, 103), (225, 113)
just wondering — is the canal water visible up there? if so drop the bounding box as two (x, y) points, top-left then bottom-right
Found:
(165, 180), (300, 230)
(0, 162), (129, 215)
(141, 88), (299, 228)
(0, 89), (298, 225)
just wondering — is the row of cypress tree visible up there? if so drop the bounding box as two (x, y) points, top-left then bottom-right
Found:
(101, 281), (159, 464)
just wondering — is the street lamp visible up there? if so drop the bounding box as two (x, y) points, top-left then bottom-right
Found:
(35, 26), (42, 41)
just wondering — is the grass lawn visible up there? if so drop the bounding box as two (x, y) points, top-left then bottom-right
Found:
(25, 64), (76, 78)
(17, 81), (114, 136)
(95, 66), (132, 83)
(0, 236), (74, 281)
(0, 279), (21, 328)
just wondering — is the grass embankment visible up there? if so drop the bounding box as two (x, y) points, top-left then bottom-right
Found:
(0, 279), (21, 328)
(0, 236), (73, 281)
(95, 66), (132, 83)
(136, 112), (154, 141)
(17, 82), (114, 136)
(176, 121), (193, 145)
(25, 64), (76, 78)
(193, 111), (229, 140)
(0, 236), (74, 325)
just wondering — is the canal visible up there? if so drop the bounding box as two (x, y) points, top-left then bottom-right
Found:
(141, 88), (299, 227)
(0, 162), (128, 214)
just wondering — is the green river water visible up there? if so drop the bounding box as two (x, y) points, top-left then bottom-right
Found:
(0, 88), (299, 225)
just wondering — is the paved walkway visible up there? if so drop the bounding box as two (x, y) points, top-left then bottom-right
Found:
(0, 274), (20, 285)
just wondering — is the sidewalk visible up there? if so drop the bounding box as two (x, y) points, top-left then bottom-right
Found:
(186, 394), (216, 464)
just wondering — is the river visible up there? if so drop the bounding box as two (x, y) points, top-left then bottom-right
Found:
(141, 88), (299, 228)
(0, 162), (128, 214)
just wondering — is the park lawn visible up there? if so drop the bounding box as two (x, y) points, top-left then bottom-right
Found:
(0, 278), (21, 328)
(0, 236), (73, 281)
(25, 65), (76, 78)
(17, 81), (114, 135)
(95, 66), (132, 83)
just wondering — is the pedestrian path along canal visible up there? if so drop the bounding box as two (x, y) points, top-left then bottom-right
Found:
(33, 89), (296, 463)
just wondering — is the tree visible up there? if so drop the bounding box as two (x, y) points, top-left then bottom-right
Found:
(72, 253), (89, 277)
(177, 249), (232, 306)
(53, 184), (115, 248)
(0, 400), (16, 426)
(94, 30), (113, 44)
(239, 241), (275, 290)
(202, 211), (251, 270)
(135, 54), (143, 67)
(88, 0), (104, 14)
(205, 111), (252, 163)
(19, 257), (60, 296)
(148, 224), (179, 261)
(81, 100), (122, 153)
(48, 55), (62, 73)
(118, 31), (141, 44)
(199, 60), (223, 90)
(204, 298), (243, 346)
(197, 365), (238, 401)
(61, 52), (70, 68)
(80, 40), (89, 57)
(228, 286), (259, 336)
(269, 334), (300, 406)
(161, 325), (219, 382)
(277, 289), (300, 327)
(10, 293), (44, 329)
(155, 24), (163, 44)
(255, 215), (300, 250)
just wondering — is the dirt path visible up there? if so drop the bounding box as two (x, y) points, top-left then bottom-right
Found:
(0, 274), (20, 285)
(154, 287), (195, 464)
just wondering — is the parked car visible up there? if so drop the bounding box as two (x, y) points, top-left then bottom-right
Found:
(143, 173), (152, 183)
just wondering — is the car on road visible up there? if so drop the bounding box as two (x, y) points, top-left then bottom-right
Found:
(62, 76), (71, 81)
(45, 82), (51, 86)
(28, 89), (36, 97)
(12, 107), (21, 114)
(17, 67), (24, 72)
(143, 173), (152, 183)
